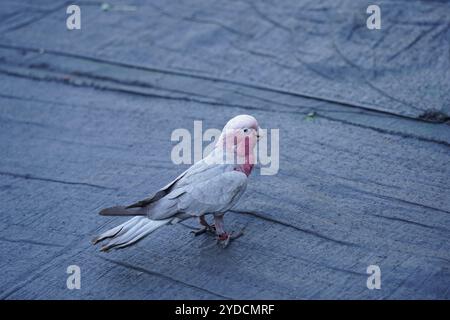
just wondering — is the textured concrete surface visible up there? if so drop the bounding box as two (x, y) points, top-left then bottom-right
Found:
(0, 0), (449, 299)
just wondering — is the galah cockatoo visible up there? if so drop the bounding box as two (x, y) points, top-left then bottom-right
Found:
(92, 115), (260, 251)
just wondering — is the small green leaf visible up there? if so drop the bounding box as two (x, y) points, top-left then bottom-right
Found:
(101, 3), (112, 11)
(305, 111), (316, 121)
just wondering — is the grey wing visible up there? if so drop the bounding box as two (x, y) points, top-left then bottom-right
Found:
(125, 157), (229, 209)
(151, 170), (248, 219)
(125, 167), (190, 209)
(177, 170), (248, 216)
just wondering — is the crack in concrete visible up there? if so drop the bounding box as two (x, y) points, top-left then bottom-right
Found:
(0, 171), (116, 191)
(100, 256), (233, 300)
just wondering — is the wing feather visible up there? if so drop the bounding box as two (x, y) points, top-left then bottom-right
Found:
(176, 170), (248, 216)
(125, 154), (248, 219)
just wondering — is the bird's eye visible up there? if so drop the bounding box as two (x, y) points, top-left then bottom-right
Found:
(243, 128), (248, 133)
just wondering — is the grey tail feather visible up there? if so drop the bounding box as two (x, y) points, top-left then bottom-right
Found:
(92, 216), (171, 252)
(99, 206), (147, 216)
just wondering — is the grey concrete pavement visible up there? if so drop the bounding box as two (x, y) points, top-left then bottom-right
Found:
(0, 0), (449, 299)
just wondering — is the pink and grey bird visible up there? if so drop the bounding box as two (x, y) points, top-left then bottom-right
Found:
(92, 115), (260, 251)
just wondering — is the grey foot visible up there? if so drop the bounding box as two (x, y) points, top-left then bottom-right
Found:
(216, 229), (244, 248)
(191, 224), (216, 236)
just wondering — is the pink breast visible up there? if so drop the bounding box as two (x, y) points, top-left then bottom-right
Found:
(235, 163), (254, 176)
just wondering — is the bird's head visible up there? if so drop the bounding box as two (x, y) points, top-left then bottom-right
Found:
(216, 115), (260, 157)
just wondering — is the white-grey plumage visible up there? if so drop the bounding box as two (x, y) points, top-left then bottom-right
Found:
(92, 115), (260, 251)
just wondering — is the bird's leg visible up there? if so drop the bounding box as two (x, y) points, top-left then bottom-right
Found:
(214, 214), (244, 248)
(191, 215), (216, 236)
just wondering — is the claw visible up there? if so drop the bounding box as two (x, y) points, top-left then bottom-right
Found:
(191, 224), (216, 236)
(216, 228), (244, 248)
(230, 229), (244, 240)
(217, 233), (230, 248)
